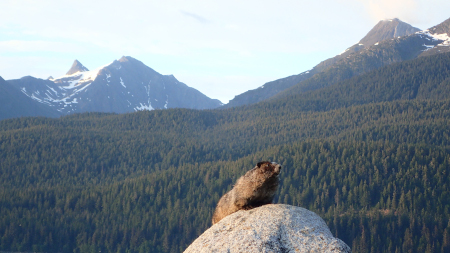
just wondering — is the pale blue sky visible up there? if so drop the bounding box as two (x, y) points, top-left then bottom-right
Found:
(1, 0), (449, 103)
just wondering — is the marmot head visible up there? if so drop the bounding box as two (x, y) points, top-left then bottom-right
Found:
(256, 161), (281, 178)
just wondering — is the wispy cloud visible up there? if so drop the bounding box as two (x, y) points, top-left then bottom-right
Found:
(354, 0), (450, 29)
(180, 10), (211, 24)
(362, 0), (418, 22)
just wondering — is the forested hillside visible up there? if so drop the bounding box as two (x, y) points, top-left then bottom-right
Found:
(1, 53), (450, 253)
(269, 52), (450, 112)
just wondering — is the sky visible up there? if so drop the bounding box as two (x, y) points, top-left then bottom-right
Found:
(1, 0), (450, 104)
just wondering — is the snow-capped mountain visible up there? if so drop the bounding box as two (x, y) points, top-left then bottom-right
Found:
(225, 17), (450, 108)
(269, 17), (450, 101)
(224, 18), (421, 108)
(6, 56), (222, 116)
(331, 18), (421, 63)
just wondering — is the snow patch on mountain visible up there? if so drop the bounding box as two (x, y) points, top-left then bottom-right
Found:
(55, 62), (113, 89)
(18, 64), (113, 113)
(416, 30), (450, 50)
(46, 85), (58, 95)
(38, 62), (116, 110)
(422, 44), (435, 50)
(134, 103), (154, 111)
(120, 77), (126, 88)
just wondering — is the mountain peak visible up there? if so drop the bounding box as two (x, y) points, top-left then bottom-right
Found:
(118, 56), (137, 63)
(66, 60), (89, 75)
(359, 18), (420, 46)
(118, 56), (129, 62)
(381, 18), (398, 22)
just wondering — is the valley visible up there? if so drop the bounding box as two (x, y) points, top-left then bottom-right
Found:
(1, 17), (450, 253)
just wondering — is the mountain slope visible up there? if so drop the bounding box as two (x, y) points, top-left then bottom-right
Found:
(0, 76), (61, 120)
(5, 56), (222, 116)
(418, 17), (450, 57)
(224, 18), (421, 108)
(222, 70), (315, 108)
(266, 52), (450, 112)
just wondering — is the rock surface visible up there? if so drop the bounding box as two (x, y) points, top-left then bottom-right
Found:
(359, 18), (420, 47)
(184, 204), (351, 253)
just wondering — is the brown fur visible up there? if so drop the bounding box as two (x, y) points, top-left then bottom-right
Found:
(211, 161), (281, 225)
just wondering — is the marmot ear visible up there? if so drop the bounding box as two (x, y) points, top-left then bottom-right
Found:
(257, 161), (270, 168)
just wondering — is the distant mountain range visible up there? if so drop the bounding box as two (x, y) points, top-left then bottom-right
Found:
(0, 56), (222, 120)
(224, 17), (450, 108)
(1, 17), (450, 120)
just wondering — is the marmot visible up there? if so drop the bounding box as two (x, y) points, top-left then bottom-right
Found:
(212, 161), (281, 224)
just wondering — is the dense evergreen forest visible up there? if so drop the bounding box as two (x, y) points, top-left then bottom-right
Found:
(1, 53), (450, 253)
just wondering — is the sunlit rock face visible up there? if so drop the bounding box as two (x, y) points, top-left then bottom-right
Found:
(184, 204), (351, 253)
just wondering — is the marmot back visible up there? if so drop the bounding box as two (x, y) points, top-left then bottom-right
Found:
(211, 161), (281, 225)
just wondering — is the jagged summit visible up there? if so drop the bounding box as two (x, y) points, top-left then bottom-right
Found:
(118, 56), (142, 64)
(66, 60), (89, 75)
(312, 18), (420, 72)
(117, 56), (148, 67)
(118, 56), (130, 62)
(359, 18), (421, 46)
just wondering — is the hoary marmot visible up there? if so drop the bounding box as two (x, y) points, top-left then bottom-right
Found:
(211, 161), (281, 224)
